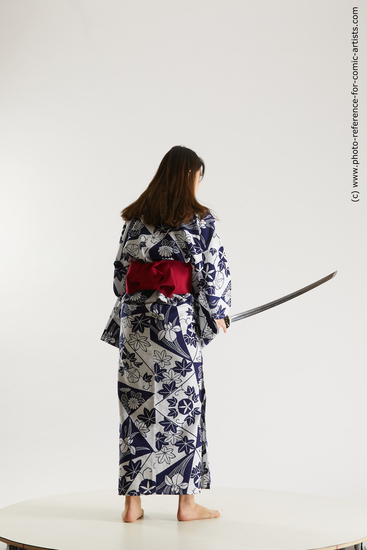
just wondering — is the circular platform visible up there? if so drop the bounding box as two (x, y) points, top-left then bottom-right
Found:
(0, 488), (367, 550)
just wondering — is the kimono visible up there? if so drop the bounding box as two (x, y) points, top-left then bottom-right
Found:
(101, 212), (231, 495)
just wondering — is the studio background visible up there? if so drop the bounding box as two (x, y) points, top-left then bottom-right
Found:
(0, 0), (366, 533)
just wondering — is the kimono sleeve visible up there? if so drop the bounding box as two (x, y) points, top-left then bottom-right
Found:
(113, 222), (131, 297)
(101, 223), (131, 348)
(191, 214), (231, 347)
(201, 220), (231, 320)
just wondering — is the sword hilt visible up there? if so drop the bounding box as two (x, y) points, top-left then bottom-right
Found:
(224, 315), (231, 329)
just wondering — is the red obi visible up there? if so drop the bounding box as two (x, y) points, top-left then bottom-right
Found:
(126, 260), (192, 298)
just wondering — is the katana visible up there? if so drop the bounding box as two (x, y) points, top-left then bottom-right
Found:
(224, 270), (337, 328)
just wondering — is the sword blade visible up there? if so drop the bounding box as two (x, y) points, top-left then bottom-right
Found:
(225, 270), (337, 328)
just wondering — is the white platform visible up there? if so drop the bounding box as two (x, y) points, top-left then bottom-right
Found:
(1, 488), (367, 550)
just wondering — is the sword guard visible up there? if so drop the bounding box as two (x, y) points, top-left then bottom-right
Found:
(224, 315), (231, 329)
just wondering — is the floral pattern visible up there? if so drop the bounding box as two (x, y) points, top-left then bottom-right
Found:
(101, 213), (231, 495)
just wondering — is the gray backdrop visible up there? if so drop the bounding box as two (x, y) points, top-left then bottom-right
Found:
(0, 0), (366, 528)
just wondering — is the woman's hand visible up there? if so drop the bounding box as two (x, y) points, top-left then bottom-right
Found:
(215, 318), (227, 334)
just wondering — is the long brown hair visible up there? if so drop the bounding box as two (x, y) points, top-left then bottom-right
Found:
(121, 146), (210, 226)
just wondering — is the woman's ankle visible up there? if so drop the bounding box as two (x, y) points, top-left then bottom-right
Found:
(178, 494), (195, 508)
(125, 495), (141, 507)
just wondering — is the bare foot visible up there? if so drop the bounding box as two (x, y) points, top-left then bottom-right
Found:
(122, 495), (144, 523)
(177, 494), (220, 521)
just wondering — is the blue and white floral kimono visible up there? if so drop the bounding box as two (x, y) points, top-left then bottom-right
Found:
(101, 212), (231, 495)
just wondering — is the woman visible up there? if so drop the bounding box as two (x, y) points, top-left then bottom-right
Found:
(101, 146), (231, 522)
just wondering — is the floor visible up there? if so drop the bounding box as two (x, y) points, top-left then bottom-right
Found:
(1, 488), (367, 550)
